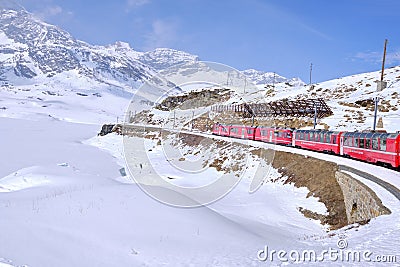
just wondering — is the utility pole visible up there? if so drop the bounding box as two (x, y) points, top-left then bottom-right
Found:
(373, 39), (388, 131)
(309, 63), (313, 86)
(380, 39), (388, 82)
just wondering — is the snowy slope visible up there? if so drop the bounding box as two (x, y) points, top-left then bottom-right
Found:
(259, 66), (400, 132)
(242, 68), (302, 85)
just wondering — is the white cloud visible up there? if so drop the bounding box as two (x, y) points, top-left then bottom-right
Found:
(42, 5), (62, 16)
(143, 19), (179, 50)
(33, 5), (74, 21)
(354, 50), (400, 65)
(126, 0), (150, 11)
(300, 24), (332, 41)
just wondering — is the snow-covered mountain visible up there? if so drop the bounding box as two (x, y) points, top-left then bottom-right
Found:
(241, 68), (302, 85)
(0, 8), (158, 90)
(137, 48), (199, 71)
(0, 6), (300, 123)
(0, 7), (195, 122)
(0, 7), (295, 89)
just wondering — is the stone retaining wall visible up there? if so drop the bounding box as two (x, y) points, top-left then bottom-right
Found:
(336, 171), (391, 224)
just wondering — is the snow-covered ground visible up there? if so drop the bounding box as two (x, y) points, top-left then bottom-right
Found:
(2, 110), (399, 266)
(0, 75), (327, 266)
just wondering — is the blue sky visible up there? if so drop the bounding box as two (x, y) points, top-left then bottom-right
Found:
(15, 0), (400, 83)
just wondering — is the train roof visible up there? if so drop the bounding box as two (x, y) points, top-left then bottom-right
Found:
(343, 132), (400, 139)
(294, 129), (341, 134)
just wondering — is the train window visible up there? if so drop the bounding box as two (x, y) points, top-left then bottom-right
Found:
(343, 137), (348, 146)
(350, 137), (354, 147)
(247, 129), (253, 134)
(359, 138), (365, 148)
(309, 132), (314, 141)
(365, 139), (371, 149)
(286, 132), (292, 138)
(321, 133), (326, 143)
(326, 134), (331, 143)
(372, 137), (379, 150)
(380, 137), (387, 151)
(261, 130), (267, 136)
(305, 133), (309, 141)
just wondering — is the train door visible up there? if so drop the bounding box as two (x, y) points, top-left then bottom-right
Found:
(292, 131), (296, 147)
(340, 135), (344, 156)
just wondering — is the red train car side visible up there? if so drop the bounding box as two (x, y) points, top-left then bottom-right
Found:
(254, 127), (292, 145)
(229, 125), (256, 140)
(340, 132), (400, 168)
(293, 130), (344, 154)
(212, 123), (230, 136)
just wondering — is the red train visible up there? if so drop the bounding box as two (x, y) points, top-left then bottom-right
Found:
(212, 123), (400, 169)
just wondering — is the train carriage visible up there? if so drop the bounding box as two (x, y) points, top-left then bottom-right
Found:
(340, 132), (400, 168)
(293, 130), (344, 154)
(255, 127), (292, 145)
(229, 125), (256, 140)
(212, 123), (230, 136)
